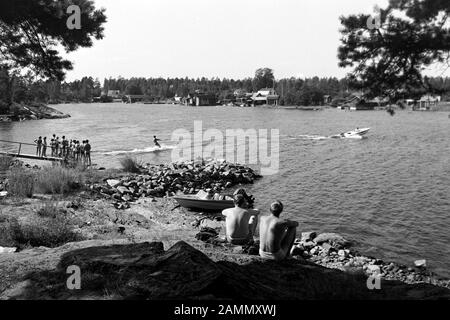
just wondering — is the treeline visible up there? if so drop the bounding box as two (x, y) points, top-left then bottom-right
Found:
(2, 71), (450, 108)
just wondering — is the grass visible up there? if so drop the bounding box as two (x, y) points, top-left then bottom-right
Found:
(36, 201), (63, 218)
(35, 166), (83, 195)
(0, 155), (12, 172)
(7, 169), (35, 198)
(0, 216), (82, 249)
(120, 156), (142, 173)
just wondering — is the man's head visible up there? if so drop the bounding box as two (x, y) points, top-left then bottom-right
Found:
(233, 194), (247, 208)
(270, 200), (284, 217)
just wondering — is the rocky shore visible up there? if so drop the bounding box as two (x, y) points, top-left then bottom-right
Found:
(90, 159), (261, 209)
(0, 159), (449, 300)
(0, 102), (70, 121)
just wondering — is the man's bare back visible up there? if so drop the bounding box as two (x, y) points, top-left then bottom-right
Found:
(222, 194), (259, 245)
(259, 201), (298, 260)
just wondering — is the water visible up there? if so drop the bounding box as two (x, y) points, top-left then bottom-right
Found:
(1, 103), (449, 277)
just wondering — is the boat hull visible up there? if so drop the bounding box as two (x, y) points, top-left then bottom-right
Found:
(173, 196), (234, 211)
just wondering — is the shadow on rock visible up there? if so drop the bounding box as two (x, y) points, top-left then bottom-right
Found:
(5, 241), (450, 300)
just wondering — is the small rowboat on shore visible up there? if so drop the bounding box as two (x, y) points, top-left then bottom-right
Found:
(173, 195), (234, 211)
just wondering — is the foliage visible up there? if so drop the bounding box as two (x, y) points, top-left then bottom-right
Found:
(0, 0), (106, 111)
(35, 166), (83, 195)
(120, 156), (142, 173)
(0, 155), (12, 171)
(338, 0), (450, 98)
(253, 68), (275, 91)
(4, 216), (81, 248)
(7, 169), (35, 198)
(37, 201), (63, 219)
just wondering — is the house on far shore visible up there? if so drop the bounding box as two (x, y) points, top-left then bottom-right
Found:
(184, 90), (218, 106)
(251, 88), (279, 106)
(323, 95), (332, 105)
(413, 94), (441, 110)
(105, 90), (121, 99)
(123, 95), (145, 104)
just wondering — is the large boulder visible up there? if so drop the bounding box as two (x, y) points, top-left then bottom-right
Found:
(314, 233), (351, 249)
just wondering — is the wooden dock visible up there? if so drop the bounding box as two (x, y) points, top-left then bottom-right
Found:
(0, 139), (64, 163)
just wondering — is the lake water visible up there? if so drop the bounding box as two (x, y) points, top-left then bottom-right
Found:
(1, 103), (449, 277)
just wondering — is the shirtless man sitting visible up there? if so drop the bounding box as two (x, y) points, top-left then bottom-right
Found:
(259, 201), (298, 261)
(222, 194), (260, 245)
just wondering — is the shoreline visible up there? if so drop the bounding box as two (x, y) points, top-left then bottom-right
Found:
(0, 159), (449, 299)
(0, 103), (70, 122)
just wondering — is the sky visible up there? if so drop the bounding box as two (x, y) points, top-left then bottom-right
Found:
(64, 0), (393, 81)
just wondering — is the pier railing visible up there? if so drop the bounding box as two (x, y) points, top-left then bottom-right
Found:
(0, 139), (63, 162)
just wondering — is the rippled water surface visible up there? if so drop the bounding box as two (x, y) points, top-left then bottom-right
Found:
(1, 103), (449, 277)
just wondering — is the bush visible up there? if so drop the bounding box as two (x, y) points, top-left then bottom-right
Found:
(120, 156), (142, 173)
(35, 166), (83, 194)
(7, 169), (35, 198)
(0, 155), (12, 171)
(37, 201), (62, 218)
(6, 217), (82, 248)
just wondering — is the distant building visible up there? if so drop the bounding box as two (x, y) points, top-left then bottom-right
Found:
(414, 94), (441, 110)
(251, 88), (279, 106)
(123, 95), (145, 103)
(323, 95), (332, 105)
(184, 91), (217, 106)
(105, 90), (121, 98)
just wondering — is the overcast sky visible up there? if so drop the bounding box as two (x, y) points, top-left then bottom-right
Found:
(65, 0), (393, 81)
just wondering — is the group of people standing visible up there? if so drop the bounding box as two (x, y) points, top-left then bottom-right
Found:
(34, 135), (92, 166)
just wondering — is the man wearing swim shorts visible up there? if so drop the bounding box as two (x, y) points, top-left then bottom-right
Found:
(259, 201), (298, 261)
(153, 136), (161, 148)
(222, 194), (260, 245)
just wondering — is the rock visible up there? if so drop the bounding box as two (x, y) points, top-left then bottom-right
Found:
(106, 179), (121, 188)
(320, 243), (333, 254)
(0, 191), (7, 197)
(302, 241), (316, 250)
(301, 232), (317, 242)
(0, 247), (17, 254)
(116, 186), (129, 194)
(314, 233), (350, 249)
(199, 219), (224, 231)
(414, 259), (427, 268)
(338, 249), (348, 257)
(232, 246), (244, 254)
(366, 265), (381, 275)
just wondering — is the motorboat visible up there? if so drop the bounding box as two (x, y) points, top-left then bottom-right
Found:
(173, 195), (234, 211)
(173, 188), (255, 211)
(331, 128), (370, 138)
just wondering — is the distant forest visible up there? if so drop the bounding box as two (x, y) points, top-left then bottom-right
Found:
(2, 68), (450, 107)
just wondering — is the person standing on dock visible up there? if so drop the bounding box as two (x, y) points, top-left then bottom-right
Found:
(61, 136), (68, 157)
(42, 137), (47, 158)
(153, 136), (162, 148)
(34, 137), (42, 157)
(84, 140), (92, 166)
(55, 137), (60, 157)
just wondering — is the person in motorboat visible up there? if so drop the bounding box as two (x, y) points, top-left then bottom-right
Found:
(259, 201), (298, 261)
(222, 194), (260, 245)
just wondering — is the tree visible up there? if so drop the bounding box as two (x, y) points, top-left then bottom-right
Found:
(0, 0), (106, 112)
(338, 0), (450, 99)
(253, 68), (275, 91)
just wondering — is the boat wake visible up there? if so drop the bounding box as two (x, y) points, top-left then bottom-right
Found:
(101, 144), (177, 155)
(287, 133), (367, 141)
